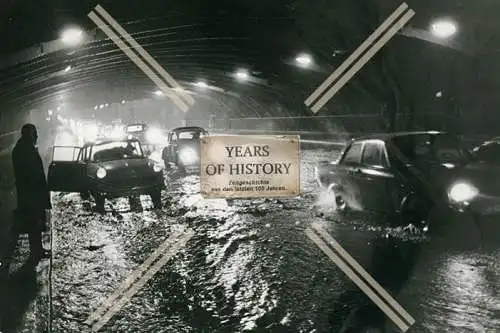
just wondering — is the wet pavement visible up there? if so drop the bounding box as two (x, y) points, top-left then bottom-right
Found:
(9, 147), (500, 332)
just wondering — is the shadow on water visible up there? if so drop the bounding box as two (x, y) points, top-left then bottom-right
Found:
(331, 235), (422, 333)
(0, 258), (41, 332)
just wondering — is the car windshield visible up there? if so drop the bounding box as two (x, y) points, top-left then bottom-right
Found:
(472, 141), (500, 163)
(176, 131), (202, 140)
(391, 134), (468, 164)
(91, 141), (143, 161)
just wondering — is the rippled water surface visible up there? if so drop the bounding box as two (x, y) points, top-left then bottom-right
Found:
(51, 148), (500, 332)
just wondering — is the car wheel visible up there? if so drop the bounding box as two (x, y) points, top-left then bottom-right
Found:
(149, 189), (162, 209)
(128, 196), (143, 212)
(93, 192), (105, 214)
(335, 195), (350, 214)
(178, 165), (187, 174)
(80, 191), (90, 200)
(398, 194), (430, 228)
(326, 185), (349, 214)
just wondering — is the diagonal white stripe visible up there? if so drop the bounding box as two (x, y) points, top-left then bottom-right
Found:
(311, 222), (415, 325)
(304, 2), (409, 107)
(88, 11), (190, 112)
(91, 230), (195, 332)
(305, 228), (411, 332)
(94, 5), (195, 106)
(85, 226), (188, 325)
(311, 9), (415, 113)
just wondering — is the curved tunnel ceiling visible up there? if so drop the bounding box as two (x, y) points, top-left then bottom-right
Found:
(2, 0), (500, 125)
(0, 2), (309, 120)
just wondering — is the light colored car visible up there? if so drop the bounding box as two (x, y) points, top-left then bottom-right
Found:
(48, 139), (164, 213)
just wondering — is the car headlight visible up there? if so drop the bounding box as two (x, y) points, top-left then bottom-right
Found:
(153, 164), (162, 172)
(178, 148), (198, 165)
(96, 167), (107, 179)
(448, 182), (479, 202)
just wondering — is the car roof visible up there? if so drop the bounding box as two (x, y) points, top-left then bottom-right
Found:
(171, 126), (206, 133)
(351, 131), (447, 143)
(83, 138), (140, 147)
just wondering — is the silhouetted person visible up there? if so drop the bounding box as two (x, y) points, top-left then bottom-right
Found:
(10, 124), (52, 262)
(124, 142), (137, 156)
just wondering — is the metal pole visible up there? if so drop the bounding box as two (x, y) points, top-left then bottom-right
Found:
(48, 208), (53, 333)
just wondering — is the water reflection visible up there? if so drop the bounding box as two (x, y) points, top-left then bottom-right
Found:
(331, 235), (421, 332)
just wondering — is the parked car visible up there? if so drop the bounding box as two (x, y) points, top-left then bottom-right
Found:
(162, 126), (209, 173)
(314, 131), (482, 227)
(47, 139), (164, 213)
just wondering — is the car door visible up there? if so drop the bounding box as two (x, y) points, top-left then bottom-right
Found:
(336, 141), (365, 210)
(358, 140), (397, 213)
(47, 146), (87, 192)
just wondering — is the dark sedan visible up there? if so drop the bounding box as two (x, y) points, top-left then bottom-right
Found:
(314, 131), (486, 227)
(48, 139), (164, 213)
(162, 126), (209, 173)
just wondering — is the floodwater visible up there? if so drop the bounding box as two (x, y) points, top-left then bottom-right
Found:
(50, 148), (500, 332)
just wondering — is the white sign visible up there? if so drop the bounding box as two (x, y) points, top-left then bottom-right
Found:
(127, 124), (144, 133)
(200, 135), (300, 198)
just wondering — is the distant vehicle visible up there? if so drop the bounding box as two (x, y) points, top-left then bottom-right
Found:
(471, 137), (500, 164)
(314, 131), (482, 227)
(126, 123), (147, 140)
(126, 123), (166, 156)
(47, 139), (164, 213)
(162, 126), (209, 173)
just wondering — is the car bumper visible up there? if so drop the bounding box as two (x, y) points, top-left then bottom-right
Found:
(89, 178), (164, 198)
(467, 195), (500, 216)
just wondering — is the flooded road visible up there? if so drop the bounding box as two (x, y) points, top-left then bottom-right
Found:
(50, 148), (500, 332)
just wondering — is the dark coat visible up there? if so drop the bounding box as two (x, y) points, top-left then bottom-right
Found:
(12, 137), (52, 218)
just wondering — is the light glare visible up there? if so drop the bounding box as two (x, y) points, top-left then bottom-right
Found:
(146, 127), (165, 144)
(195, 81), (208, 88)
(431, 20), (458, 38)
(449, 182), (478, 202)
(296, 53), (313, 67)
(61, 28), (84, 46)
(235, 70), (249, 81)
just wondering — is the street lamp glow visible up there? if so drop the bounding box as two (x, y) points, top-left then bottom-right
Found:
(61, 27), (84, 46)
(195, 81), (208, 89)
(99, 104), (104, 109)
(154, 90), (164, 96)
(431, 19), (458, 38)
(295, 53), (313, 67)
(235, 70), (249, 81)
(121, 100), (126, 104)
